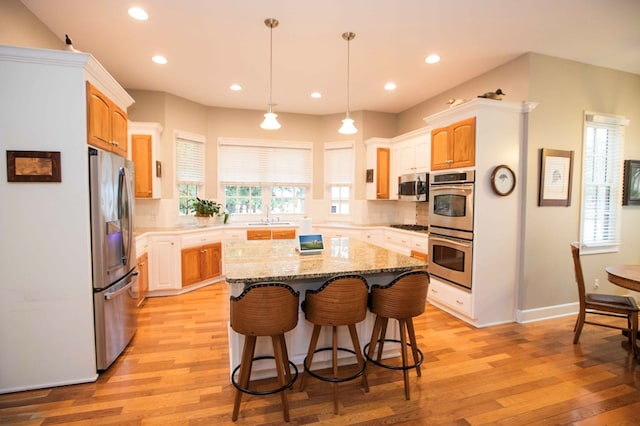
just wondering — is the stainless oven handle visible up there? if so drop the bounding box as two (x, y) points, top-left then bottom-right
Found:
(430, 236), (472, 248)
(430, 184), (473, 192)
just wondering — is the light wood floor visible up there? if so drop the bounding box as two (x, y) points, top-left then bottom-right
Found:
(1, 282), (639, 425)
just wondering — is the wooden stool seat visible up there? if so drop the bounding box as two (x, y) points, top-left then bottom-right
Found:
(230, 282), (299, 422)
(364, 270), (429, 400)
(299, 274), (370, 414)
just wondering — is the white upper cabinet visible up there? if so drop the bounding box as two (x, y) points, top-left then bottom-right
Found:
(391, 128), (430, 176)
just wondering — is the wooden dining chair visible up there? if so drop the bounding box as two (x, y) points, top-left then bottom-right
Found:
(570, 242), (639, 358)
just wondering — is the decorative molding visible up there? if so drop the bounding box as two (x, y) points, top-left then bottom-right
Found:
(423, 98), (538, 127)
(515, 302), (578, 324)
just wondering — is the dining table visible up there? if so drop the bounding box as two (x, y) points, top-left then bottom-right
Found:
(605, 265), (640, 293)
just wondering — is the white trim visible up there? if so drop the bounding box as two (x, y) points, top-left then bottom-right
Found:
(585, 112), (630, 126)
(515, 302), (578, 324)
(324, 140), (354, 150)
(175, 129), (206, 143)
(218, 137), (313, 150)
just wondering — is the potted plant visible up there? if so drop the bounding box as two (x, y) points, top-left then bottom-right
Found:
(191, 198), (228, 226)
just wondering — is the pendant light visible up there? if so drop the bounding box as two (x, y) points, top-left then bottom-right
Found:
(260, 18), (281, 130)
(339, 32), (357, 135)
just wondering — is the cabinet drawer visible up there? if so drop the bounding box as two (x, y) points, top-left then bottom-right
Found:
(411, 236), (428, 252)
(182, 232), (218, 248)
(428, 279), (472, 316)
(247, 229), (271, 240)
(410, 250), (428, 262)
(271, 228), (296, 240)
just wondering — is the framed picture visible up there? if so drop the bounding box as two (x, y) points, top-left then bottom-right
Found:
(538, 148), (573, 206)
(623, 160), (640, 206)
(6, 150), (61, 183)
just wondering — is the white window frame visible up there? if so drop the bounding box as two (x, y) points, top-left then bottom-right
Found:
(175, 130), (206, 216)
(218, 138), (312, 218)
(325, 141), (354, 217)
(579, 112), (628, 254)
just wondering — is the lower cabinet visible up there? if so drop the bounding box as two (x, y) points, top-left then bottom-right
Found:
(136, 252), (149, 306)
(181, 242), (222, 287)
(427, 278), (472, 318)
(149, 235), (181, 291)
(247, 228), (297, 240)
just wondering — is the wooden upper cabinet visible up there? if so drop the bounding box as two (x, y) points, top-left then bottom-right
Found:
(431, 117), (475, 170)
(376, 147), (390, 199)
(87, 82), (129, 157)
(131, 134), (153, 198)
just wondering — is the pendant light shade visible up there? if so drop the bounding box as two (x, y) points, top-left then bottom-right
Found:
(261, 18), (281, 130)
(339, 32), (357, 135)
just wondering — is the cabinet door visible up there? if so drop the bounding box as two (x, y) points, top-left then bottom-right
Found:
(131, 134), (153, 198)
(110, 104), (128, 157)
(450, 117), (475, 168)
(86, 82), (112, 152)
(201, 243), (222, 280)
(376, 147), (390, 199)
(430, 126), (450, 171)
(272, 228), (296, 240)
(414, 136), (430, 172)
(149, 236), (181, 290)
(136, 252), (149, 307)
(181, 247), (203, 287)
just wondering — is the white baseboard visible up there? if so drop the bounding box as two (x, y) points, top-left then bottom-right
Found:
(516, 302), (578, 324)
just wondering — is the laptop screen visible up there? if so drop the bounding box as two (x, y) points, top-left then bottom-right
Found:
(297, 234), (324, 255)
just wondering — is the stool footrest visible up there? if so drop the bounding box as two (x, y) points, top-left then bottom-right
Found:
(232, 355), (298, 396)
(364, 339), (424, 371)
(303, 347), (366, 383)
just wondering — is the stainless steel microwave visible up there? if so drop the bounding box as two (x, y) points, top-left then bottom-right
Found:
(398, 172), (428, 201)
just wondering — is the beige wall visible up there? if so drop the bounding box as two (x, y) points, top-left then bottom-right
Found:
(522, 54), (640, 310)
(0, 0), (62, 49)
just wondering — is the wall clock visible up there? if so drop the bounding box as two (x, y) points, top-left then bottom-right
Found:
(490, 165), (516, 196)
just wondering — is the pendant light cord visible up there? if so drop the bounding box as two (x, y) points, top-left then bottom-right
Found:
(269, 23), (273, 109)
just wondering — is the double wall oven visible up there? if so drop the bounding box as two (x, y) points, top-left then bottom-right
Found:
(428, 170), (475, 290)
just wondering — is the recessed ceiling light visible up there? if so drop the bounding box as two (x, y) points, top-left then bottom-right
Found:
(230, 84), (242, 91)
(128, 7), (149, 21)
(151, 55), (167, 65)
(425, 54), (440, 64)
(310, 92), (322, 98)
(384, 82), (397, 91)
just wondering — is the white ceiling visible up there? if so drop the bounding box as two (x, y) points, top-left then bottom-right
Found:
(21, 0), (640, 115)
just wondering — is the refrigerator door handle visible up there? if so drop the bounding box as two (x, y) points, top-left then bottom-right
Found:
(104, 273), (138, 300)
(118, 166), (134, 265)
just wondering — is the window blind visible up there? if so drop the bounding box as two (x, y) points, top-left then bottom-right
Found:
(218, 139), (312, 184)
(580, 113), (627, 252)
(324, 141), (354, 185)
(176, 135), (205, 183)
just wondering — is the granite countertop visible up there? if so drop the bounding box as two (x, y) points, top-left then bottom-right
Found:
(224, 237), (427, 284)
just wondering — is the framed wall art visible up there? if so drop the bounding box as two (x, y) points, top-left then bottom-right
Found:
(538, 148), (573, 207)
(622, 159), (640, 206)
(6, 150), (61, 183)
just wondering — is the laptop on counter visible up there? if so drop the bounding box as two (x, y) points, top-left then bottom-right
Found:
(297, 234), (324, 255)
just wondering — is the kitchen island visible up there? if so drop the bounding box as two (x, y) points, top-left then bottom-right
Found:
(224, 237), (428, 379)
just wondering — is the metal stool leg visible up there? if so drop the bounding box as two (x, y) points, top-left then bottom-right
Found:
(332, 326), (339, 414)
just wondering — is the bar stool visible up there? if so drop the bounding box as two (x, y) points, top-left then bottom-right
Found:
(299, 274), (370, 414)
(364, 269), (429, 400)
(230, 282), (299, 422)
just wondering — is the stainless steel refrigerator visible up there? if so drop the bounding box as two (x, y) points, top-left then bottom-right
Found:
(88, 147), (138, 370)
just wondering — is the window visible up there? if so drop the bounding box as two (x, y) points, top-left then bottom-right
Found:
(218, 138), (312, 215)
(325, 141), (354, 215)
(579, 112), (628, 254)
(176, 131), (205, 215)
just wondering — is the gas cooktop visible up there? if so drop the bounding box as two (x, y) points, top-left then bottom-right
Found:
(389, 224), (429, 233)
